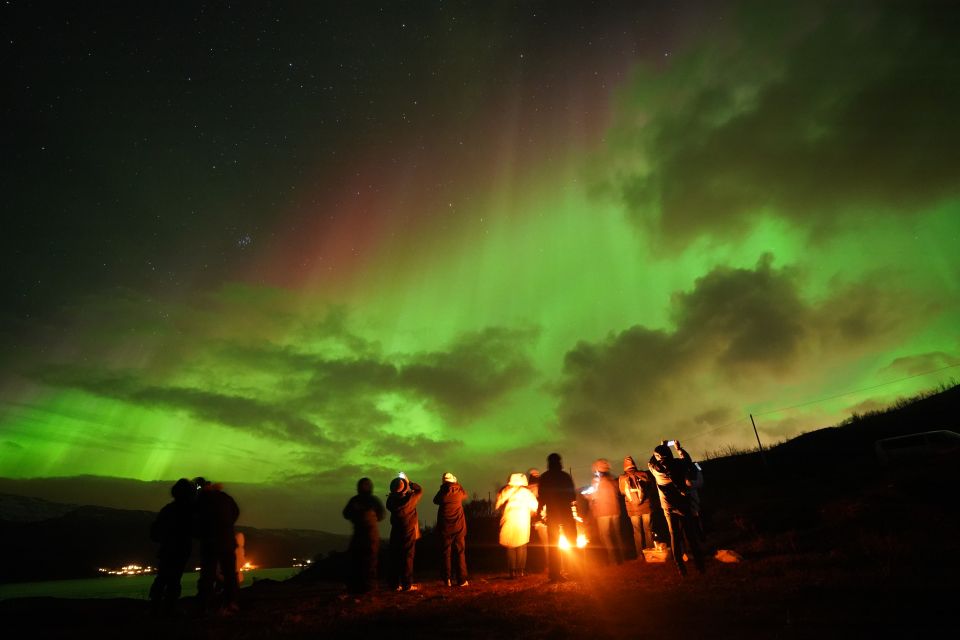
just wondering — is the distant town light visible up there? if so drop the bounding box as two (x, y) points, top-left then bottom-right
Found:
(96, 564), (155, 576)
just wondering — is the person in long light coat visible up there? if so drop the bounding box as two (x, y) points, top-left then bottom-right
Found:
(495, 472), (540, 578)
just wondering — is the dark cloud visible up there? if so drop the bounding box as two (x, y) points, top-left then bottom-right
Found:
(31, 366), (331, 447)
(399, 327), (539, 423)
(606, 1), (960, 249)
(693, 407), (734, 427)
(880, 351), (960, 378)
(557, 255), (931, 439)
(363, 433), (464, 467)
(26, 321), (539, 448)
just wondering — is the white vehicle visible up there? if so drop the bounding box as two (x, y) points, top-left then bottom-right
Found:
(874, 430), (960, 465)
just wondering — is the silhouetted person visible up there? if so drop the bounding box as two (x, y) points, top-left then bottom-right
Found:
(495, 472), (539, 578)
(619, 456), (655, 557)
(193, 477), (241, 613)
(538, 453), (577, 582)
(588, 458), (623, 565)
(433, 472), (469, 587)
(149, 478), (195, 614)
(676, 445), (706, 542)
(386, 474), (422, 591)
(526, 467), (548, 572)
(648, 442), (705, 577)
(342, 477), (386, 594)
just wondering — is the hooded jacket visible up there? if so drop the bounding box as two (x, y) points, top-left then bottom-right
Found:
(619, 457), (653, 517)
(495, 473), (539, 548)
(648, 451), (690, 516)
(343, 479), (386, 543)
(433, 481), (468, 536)
(386, 481), (423, 542)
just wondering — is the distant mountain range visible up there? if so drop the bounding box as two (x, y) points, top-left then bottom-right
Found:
(0, 495), (349, 583)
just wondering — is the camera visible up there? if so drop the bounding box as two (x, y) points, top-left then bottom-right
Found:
(666, 440), (677, 447)
(398, 471), (407, 479)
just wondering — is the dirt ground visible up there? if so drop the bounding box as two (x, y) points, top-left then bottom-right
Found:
(2, 546), (953, 640)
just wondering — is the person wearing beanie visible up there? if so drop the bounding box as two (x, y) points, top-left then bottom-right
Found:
(537, 453), (577, 582)
(648, 441), (705, 576)
(386, 474), (423, 591)
(588, 458), (624, 565)
(342, 477), (386, 594)
(619, 456), (656, 558)
(434, 472), (469, 587)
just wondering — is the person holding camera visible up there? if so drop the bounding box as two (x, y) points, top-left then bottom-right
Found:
(434, 472), (469, 587)
(648, 441), (705, 577)
(386, 473), (423, 592)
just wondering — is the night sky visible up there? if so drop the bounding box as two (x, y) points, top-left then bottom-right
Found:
(2, 1), (958, 534)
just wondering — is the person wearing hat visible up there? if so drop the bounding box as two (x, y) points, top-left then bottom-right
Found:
(433, 472), (469, 587)
(619, 456), (655, 558)
(648, 441), (705, 576)
(342, 477), (386, 594)
(386, 474), (423, 591)
(495, 473), (540, 578)
(588, 458), (624, 565)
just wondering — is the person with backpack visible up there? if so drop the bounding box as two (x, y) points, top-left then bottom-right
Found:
(619, 456), (655, 558)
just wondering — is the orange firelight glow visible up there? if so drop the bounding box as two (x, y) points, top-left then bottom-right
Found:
(558, 533), (588, 550)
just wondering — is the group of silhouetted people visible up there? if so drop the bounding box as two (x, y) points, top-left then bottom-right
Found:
(488, 442), (705, 583)
(149, 440), (706, 610)
(340, 440), (707, 593)
(148, 477), (241, 615)
(343, 471), (469, 594)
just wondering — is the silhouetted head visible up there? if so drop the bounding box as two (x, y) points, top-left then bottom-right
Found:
(623, 456), (638, 471)
(653, 444), (673, 460)
(547, 453), (562, 471)
(171, 478), (194, 501)
(390, 477), (408, 494)
(357, 477), (373, 495)
(527, 468), (540, 483)
(192, 477), (210, 491)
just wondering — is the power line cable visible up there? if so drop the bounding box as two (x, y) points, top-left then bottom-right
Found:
(750, 363), (960, 417)
(683, 363), (959, 444)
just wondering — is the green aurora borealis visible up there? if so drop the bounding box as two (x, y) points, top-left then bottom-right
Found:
(2, 1), (958, 532)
